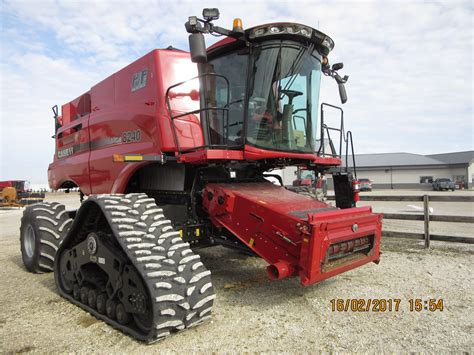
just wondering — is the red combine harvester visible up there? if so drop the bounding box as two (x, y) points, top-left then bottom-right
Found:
(19, 9), (382, 343)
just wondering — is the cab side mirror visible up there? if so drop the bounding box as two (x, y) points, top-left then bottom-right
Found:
(338, 83), (347, 104)
(189, 33), (207, 63)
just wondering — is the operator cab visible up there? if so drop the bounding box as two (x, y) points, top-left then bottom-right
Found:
(174, 12), (348, 165)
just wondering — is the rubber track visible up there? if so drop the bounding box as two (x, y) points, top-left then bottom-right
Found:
(55, 193), (215, 343)
(20, 202), (72, 273)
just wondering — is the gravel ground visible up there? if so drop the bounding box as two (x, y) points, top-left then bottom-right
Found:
(0, 192), (473, 352)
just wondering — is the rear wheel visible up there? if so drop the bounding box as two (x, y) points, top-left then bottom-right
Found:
(20, 202), (72, 273)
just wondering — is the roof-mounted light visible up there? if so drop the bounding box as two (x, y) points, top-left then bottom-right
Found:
(270, 26), (281, 34)
(202, 8), (219, 21)
(248, 23), (334, 54)
(254, 28), (266, 36)
(233, 18), (243, 32)
(300, 28), (311, 37)
(249, 24), (313, 40)
(322, 36), (334, 51)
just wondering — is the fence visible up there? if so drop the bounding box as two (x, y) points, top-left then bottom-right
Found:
(330, 195), (474, 247)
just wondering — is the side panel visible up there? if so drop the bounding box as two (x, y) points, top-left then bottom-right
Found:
(48, 49), (204, 194)
(88, 52), (161, 194)
(48, 113), (91, 194)
(156, 51), (202, 151)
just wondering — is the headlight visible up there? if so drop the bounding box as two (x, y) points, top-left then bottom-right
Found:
(249, 24), (313, 40)
(322, 36), (334, 51)
(270, 26), (282, 34)
(254, 28), (266, 36)
(300, 28), (311, 37)
(248, 23), (333, 53)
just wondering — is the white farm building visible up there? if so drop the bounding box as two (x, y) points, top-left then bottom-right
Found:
(275, 150), (474, 190)
(345, 150), (474, 189)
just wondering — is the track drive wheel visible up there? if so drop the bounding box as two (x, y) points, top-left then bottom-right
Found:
(20, 202), (72, 273)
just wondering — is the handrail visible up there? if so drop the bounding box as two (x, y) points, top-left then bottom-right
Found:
(318, 102), (344, 157)
(345, 131), (356, 178)
(318, 102), (357, 177)
(165, 73), (230, 98)
(165, 73), (231, 157)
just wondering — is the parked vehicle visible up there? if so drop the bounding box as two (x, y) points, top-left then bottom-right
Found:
(432, 178), (455, 191)
(292, 168), (315, 187)
(289, 168), (328, 200)
(359, 178), (373, 191)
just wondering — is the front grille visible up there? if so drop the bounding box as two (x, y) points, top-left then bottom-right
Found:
(322, 235), (374, 272)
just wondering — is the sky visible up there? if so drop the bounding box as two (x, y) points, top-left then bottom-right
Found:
(0, 0), (473, 184)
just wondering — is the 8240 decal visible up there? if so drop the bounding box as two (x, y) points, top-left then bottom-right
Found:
(122, 130), (141, 143)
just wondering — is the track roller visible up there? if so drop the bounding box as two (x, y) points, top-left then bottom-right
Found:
(88, 289), (98, 309)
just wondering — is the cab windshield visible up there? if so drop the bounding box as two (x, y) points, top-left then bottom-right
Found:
(247, 41), (322, 153)
(203, 40), (321, 153)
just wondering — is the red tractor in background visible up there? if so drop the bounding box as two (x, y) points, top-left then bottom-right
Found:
(19, 9), (382, 343)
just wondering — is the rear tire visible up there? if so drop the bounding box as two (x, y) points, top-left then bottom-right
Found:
(19, 202), (72, 273)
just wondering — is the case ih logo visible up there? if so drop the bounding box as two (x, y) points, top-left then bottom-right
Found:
(131, 69), (148, 92)
(57, 146), (74, 159)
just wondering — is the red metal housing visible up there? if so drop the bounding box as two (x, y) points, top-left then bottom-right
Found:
(202, 182), (381, 286)
(48, 48), (341, 194)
